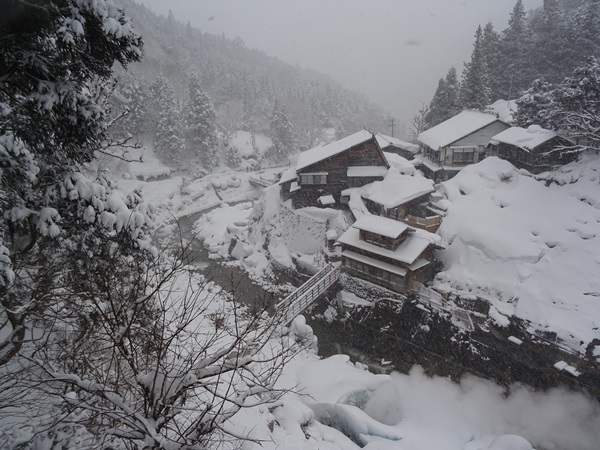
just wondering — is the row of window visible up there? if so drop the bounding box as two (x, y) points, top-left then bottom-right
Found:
(300, 174), (327, 185)
(344, 257), (405, 286)
(451, 150), (474, 163)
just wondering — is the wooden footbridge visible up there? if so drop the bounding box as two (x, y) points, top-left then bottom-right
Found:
(276, 264), (340, 324)
(248, 177), (273, 188)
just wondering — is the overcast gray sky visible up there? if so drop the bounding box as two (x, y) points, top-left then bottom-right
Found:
(137, 0), (543, 128)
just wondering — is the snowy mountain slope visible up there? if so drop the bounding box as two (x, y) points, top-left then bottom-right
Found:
(435, 155), (600, 351)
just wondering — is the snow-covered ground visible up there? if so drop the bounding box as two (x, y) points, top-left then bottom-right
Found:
(208, 185), (348, 278)
(435, 155), (600, 352)
(93, 142), (600, 450)
(229, 130), (273, 159)
(107, 144), (284, 238)
(115, 145), (600, 356)
(232, 351), (600, 450)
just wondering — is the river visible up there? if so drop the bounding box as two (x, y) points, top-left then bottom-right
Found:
(174, 198), (600, 400)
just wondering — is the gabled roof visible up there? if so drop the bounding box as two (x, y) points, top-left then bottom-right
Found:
(376, 133), (419, 153)
(352, 214), (408, 239)
(278, 167), (298, 184)
(360, 168), (434, 210)
(418, 110), (505, 150)
(296, 129), (376, 171)
(491, 125), (559, 152)
(337, 219), (440, 265)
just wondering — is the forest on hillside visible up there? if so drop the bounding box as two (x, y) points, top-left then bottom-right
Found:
(2, 1), (600, 448)
(109, 0), (389, 172)
(422, 0), (599, 142)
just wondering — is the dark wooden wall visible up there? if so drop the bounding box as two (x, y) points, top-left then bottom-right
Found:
(291, 137), (388, 208)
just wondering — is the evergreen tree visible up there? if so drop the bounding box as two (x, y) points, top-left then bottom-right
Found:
(481, 22), (503, 100)
(185, 73), (219, 171)
(513, 79), (556, 127)
(119, 80), (149, 140)
(497, 0), (531, 98)
(268, 102), (296, 162)
(516, 57), (600, 153)
(425, 67), (461, 127)
(460, 25), (491, 111)
(224, 145), (242, 168)
(151, 76), (185, 165)
(531, 0), (571, 83)
(0, 0), (146, 362)
(426, 78), (448, 128)
(549, 56), (600, 152)
(572, 0), (600, 60)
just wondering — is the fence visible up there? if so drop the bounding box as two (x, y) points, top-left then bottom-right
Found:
(276, 264), (340, 324)
(411, 280), (473, 331)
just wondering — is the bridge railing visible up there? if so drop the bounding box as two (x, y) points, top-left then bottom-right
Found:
(248, 177), (273, 188)
(277, 264), (340, 324)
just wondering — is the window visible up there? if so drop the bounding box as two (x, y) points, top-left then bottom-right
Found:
(390, 273), (405, 286)
(452, 149), (474, 164)
(344, 257), (403, 286)
(300, 173), (327, 185)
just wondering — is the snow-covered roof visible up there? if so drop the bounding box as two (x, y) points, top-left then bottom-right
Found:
(289, 181), (300, 193)
(412, 155), (443, 172)
(347, 166), (388, 177)
(338, 224), (436, 265)
(318, 195), (335, 205)
(384, 152), (416, 175)
(352, 214), (408, 239)
(361, 168), (434, 209)
(279, 167), (298, 184)
(418, 110), (503, 150)
(492, 125), (558, 152)
(296, 129), (375, 171)
(376, 134), (419, 153)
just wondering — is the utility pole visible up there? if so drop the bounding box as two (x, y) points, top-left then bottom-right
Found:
(507, 73), (513, 107)
(389, 116), (396, 138)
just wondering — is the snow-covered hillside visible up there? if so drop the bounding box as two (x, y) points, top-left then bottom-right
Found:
(435, 155), (600, 352)
(86, 145), (600, 450)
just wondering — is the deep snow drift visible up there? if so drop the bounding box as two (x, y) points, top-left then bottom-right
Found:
(435, 155), (600, 352)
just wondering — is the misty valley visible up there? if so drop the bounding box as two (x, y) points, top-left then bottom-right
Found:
(1, 0), (600, 449)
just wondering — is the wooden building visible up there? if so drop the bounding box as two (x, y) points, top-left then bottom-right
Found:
(417, 110), (510, 183)
(491, 126), (577, 174)
(337, 215), (442, 294)
(375, 133), (419, 160)
(279, 130), (389, 208)
(360, 168), (435, 221)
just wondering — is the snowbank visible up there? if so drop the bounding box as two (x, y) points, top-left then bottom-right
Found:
(383, 152), (416, 175)
(436, 156), (600, 350)
(262, 358), (599, 450)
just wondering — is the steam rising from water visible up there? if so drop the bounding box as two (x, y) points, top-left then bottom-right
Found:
(363, 366), (600, 450)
